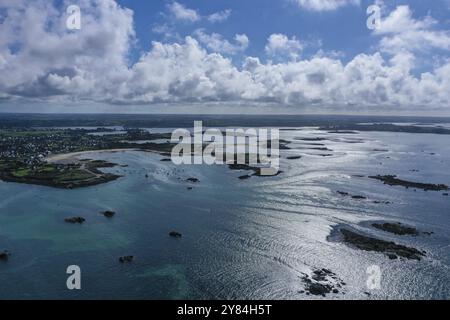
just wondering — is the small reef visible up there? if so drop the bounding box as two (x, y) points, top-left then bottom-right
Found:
(228, 164), (282, 179)
(299, 268), (346, 297)
(119, 256), (134, 263)
(169, 231), (182, 238)
(101, 210), (116, 218)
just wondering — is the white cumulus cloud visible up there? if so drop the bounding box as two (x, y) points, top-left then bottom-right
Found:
(193, 29), (249, 55)
(375, 5), (450, 54)
(207, 9), (232, 23)
(292, 0), (360, 11)
(167, 1), (200, 22)
(265, 34), (303, 61)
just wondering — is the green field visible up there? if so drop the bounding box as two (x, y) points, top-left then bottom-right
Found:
(12, 168), (30, 177)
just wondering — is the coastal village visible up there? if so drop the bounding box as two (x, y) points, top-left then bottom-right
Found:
(0, 128), (174, 188)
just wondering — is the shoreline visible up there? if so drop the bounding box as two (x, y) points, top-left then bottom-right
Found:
(46, 148), (138, 164)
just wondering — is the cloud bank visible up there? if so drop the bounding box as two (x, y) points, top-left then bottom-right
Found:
(0, 0), (449, 112)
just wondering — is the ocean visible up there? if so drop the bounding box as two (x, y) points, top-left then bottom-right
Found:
(0, 114), (449, 299)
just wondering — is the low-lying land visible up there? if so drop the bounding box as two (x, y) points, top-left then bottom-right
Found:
(319, 123), (450, 135)
(0, 158), (121, 189)
(0, 128), (177, 188)
(0, 127), (286, 187)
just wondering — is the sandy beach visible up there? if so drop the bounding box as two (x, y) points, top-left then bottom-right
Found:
(45, 148), (137, 164)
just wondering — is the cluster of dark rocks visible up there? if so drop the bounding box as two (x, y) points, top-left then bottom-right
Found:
(228, 164), (282, 179)
(65, 210), (117, 224)
(337, 191), (367, 200)
(373, 200), (391, 204)
(299, 268), (346, 297)
(101, 210), (116, 218)
(169, 231), (182, 239)
(337, 191), (393, 204)
(64, 217), (86, 224)
(119, 256), (134, 263)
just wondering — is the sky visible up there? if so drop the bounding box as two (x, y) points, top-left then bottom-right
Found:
(0, 0), (449, 114)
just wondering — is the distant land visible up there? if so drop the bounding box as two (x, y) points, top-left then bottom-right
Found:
(1, 113), (450, 131)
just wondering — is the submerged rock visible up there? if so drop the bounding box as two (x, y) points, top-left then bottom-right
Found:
(373, 200), (391, 204)
(169, 231), (182, 238)
(186, 178), (200, 183)
(119, 256), (134, 263)
(340, 229), (425, 260)
(228, 164), (282, 178)
(337, 191), (367, 200)
(64, 217), (86, 224)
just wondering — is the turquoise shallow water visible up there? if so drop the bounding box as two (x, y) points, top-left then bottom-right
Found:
(0, 128), (450, 299)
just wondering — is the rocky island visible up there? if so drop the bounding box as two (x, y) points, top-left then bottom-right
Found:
(369, 175), (449, 191)
(339, 228), (425, 260)
(372, 222), (419, 236)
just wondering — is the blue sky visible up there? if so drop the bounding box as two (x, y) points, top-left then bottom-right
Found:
(121, 0), (449, 64)
(0, 0), (449, 114)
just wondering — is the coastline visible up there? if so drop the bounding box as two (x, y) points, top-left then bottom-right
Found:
(45, 148), (138, 164)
